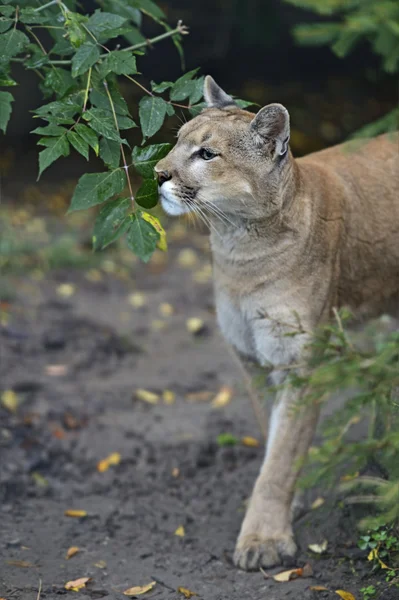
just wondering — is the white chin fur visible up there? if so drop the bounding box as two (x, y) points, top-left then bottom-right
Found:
(159, 181), (190, 216)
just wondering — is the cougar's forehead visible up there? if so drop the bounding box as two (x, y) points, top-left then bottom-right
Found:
(177, 108), (252, 150)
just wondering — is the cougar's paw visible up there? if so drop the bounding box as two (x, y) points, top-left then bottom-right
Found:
(233, 534), (297, 571)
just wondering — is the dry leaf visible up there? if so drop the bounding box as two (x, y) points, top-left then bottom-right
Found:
(1, 390), (19, 413)
(185, 391), (212, 402)
(177, 248), (198, 268)
(45, 364), (68, 377)
(241, 436), (260, 447)
(368, 548), (389, 569)
(335, 591), (356, 600)
(310, 586), (329, 592)
(66, 546), (80, 559)
(186, 317), (205, 334)
(159, 303), (174, 317)
(128, 293), (146, 308)
(97, 452), (121, 473)
(212, 386), (233, 408)
(273, 567), (303, 582)
(65, 577), (91, 591)
(6, 560), (35, 568)
(64, 509), (87, 518)
(311, 497), (325, 510)
(135, 389), (159, 404)
(178, 587), (198, 598)
(172, 467), (180, 477)
(57, 283), (75, 297)
(123, 582), (156, 596)
(163, 390), (176, 405)
(94, 560), (107, 568)
(308, 540), (328, 554)
(175, 525), (185, 537)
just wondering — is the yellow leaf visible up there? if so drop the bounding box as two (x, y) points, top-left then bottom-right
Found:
(368, 548), (377, 561)
(310, 586), (329, 592)
(308, 540), (328, 554)
(185, 391), (212, 402)
(163, 390), (176, 405)
(142, 212), (167, 252)
(135, 389), (159, 404)
(66, 546), (80, 559)
(212, 386), (233, 408)
(1, 390), (19, 413)
(65, 577), (91, 591)
(128, 293), (146, 308)
(241, 436), (260, 447)
(123, 582), (156, 596)
(94, 560), (107, 569)
(186, 317), (205, 334)
(335, 591), (356, 600)
(178, 587), (198, 598)
(97, 452), (121, 473)
(174, 525), (185, 537)
(57, 283), (76, 297)
(64, 509), (87, 518)
(311, 497), (325, 510)
(273, 567), (303, 582)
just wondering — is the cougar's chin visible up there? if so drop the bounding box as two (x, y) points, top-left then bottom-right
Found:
(159, 181), (191, 216)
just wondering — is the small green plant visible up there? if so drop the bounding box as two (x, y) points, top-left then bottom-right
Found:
(217, 433), (239, 447)
(359, 525), (399, 580)
(360, 585), (377, 600)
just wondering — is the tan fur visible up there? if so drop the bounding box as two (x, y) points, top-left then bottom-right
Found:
(155, 77), (399, 570)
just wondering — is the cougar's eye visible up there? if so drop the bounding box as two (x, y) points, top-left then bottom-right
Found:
(199, 148), (217, 161)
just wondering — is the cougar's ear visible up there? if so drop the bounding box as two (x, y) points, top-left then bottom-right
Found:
(203, 75), (236, 109)
(250, 103), (290, 157)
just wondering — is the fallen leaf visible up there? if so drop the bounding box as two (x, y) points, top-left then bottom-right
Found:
(45, 364), (68, 377)
(311, 497), (325, 510)
(6, 560), (36, 568)
(94, 560), (106, 568)
(177, 248), (198, 268)
(52, 427), (66, 439)
(186, 317), (205, 334)
(273, 568), (303, 582)
(135, 389), (159, 404)
(163, 390), (176, 405)
(128, 293), (146, 308)
(174, 525), (185, 537)
(31, 472), (48, 487)
(66, 546), (80, 560)
(171, 467), (180, 477)
(212, 386), (233, 408)
(185, 390), (212, 402)
(97, 452), (121, 473)
(57, 283), (76, 297)
(123, 582), (156, 596)
(65, 577), (91, 591)
(368, 548), (389, 569)
(308, 540), (328, 554)
(64, 509), (87, 518)
(335, 591), (356, 600)
(241, 436), (260, 447)
(310, 586), (329, 592)
(1, 390), (19, 413)
(159, 303), (174, 317)
(178, 587), (198, 598)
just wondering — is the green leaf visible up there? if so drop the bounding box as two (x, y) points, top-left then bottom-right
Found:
(65, 11), (88, 48)
(131, 0), (166, 21)
(19, 7), (51, 24)
(31, 124), (65, 136)
(132, 143), (171, 178)
(189, 102), (206, 117)
(0, 28), (29, 61)
(189, 76), (204, 105)
(99, 137), (120, 168)
(86, 10), (127, 37)
(25, 45), (50, 70)
(126, 212), (159, 262)
(69, 169), (126, 212)
(74, 123), (99, 156)
(99, 51), (138, 77)
(0, 74), (16, 86)
(235, 99), (257, 109)
(42, 68), (75, 98)
(139, 96), (168, 139)
(170, 69), (200, 101)
(293, 23), (341, 46)
(34, 92), (84, 119)
(67, 130), (89, 160)
(101, 0), (142, 26)
(38, 135), (70, 177)
(151, 80), (174, 93)
(83, 108), (123, 143)
(0, 90), (13, 134)
(217, 433), (238, 447)
(93, 197), (131, 250)
(71, 43), (100, 78)
(135, 178), (158, 209)
(90, 84), (129, 115)
(0, 17), (12, 33)
(0, 6), (14, 17)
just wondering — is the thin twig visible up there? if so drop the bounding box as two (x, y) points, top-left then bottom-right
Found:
(36, 579), (42, 600)
(332, 307), (354, 351)
(123, 73), (190, 110)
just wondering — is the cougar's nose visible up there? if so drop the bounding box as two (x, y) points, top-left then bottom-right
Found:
(156, 169), (172, 187)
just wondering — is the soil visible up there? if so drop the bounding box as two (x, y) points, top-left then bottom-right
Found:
(0, 218), (397, 600)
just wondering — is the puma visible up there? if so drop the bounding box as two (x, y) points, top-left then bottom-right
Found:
(155, 76), (399, 571)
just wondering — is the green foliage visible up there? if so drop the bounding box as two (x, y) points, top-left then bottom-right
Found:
(284, 0), (399, 135)
(217, 433), (239, 447)
(360, 586), (377, 600)
(0, 0), (201, 263)
(358, 525), (399, 588)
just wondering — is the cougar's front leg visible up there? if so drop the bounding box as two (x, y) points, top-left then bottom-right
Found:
(234, 381), (319, 570)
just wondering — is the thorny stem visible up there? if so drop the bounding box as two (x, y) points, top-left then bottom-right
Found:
(103, 81), (135, 210)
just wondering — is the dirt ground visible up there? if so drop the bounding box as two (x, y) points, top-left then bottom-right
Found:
(0, 209), (397, 600)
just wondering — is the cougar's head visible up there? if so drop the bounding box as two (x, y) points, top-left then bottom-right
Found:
(155, 76), (292, 221)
